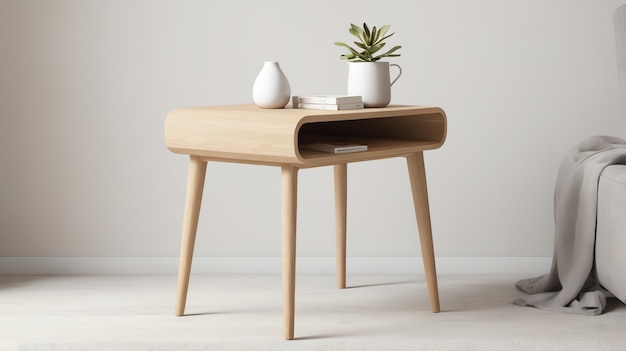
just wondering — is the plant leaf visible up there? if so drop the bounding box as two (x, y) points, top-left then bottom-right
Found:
(354, 51), (370, 61)
(350, 24), (364, 41)
(375, 32), (395, 45)
(348, 28), (359, 42)
(347, 46), (370, 61)
(368, 42), (385, 55)
(337, 23), (398, 62)
(354, 41), (367, 50)
(376, 25), (390, 43)
(382, 45), (402, 55)
(372, 45), (402, 61)
(369, 26), (376, 45)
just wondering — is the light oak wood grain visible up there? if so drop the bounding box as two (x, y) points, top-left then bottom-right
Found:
(165, 104), (446, 166)
(166, 104), (447, 339)
(407, 152), (440, 313)
(334, 163), (348, 289)
(175, 156), (207, 316)
(281, 165), (298, 340)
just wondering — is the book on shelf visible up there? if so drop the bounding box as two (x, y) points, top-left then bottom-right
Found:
(297, 102), (364, 110)
(295, 94), (362, 105)
(303, 141), (368, 154)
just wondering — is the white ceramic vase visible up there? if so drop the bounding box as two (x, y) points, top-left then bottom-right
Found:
(252, 61), (291, 109)
(347, 62), (402, 108)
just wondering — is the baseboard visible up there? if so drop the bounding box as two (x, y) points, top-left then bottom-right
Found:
(0, 256), (551, 276)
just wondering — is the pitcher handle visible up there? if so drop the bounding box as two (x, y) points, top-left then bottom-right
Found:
(390, 64), (402, 87)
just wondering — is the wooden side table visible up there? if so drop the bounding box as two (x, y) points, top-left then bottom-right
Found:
(165, 104), (447, 340)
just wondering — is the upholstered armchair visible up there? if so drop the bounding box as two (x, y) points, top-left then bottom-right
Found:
(595, 5), (626, 304)
(596, 165), (626, 302)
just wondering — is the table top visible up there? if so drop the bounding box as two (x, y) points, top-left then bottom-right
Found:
(165, 104), (447, 167)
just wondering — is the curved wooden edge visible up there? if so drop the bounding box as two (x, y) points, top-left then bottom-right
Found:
(294, 106), (447, 166)
(165, 105), (447, 167)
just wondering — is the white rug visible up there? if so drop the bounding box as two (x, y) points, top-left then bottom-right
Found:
(17, 340), (626, 351)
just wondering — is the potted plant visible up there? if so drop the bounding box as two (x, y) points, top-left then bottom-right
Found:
(335, 23), (403, 107)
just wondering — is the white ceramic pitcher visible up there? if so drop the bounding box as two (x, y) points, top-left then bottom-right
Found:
(347, 62), (402, 108)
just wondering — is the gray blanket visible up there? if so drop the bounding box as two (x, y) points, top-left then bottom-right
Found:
(515, 135), (626, 315)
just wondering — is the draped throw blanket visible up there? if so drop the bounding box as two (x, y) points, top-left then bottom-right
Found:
(515, 136), (626, 315)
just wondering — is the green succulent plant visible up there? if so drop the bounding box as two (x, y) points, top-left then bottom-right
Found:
(334, 23), (402, 62)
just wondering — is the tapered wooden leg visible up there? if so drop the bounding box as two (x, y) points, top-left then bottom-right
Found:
(406, 152), (440, 313)
(334, 163), (347, 289)
(281, 165), (298, 340)
(175, 156), (207, 316)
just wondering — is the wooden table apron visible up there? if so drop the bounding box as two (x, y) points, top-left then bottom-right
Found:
(164, 104), (447, 340)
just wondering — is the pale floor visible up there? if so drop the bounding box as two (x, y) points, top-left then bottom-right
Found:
(1, 274), (626, 349)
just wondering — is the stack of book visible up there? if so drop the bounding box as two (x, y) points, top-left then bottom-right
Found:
(293, 95), (364, 110)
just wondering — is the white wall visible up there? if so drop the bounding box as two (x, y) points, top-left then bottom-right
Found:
(615, 4), (626, 136)
(1, 1), (625, 272)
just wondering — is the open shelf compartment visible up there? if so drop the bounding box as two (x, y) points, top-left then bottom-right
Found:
(297, 113), (446, 161)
